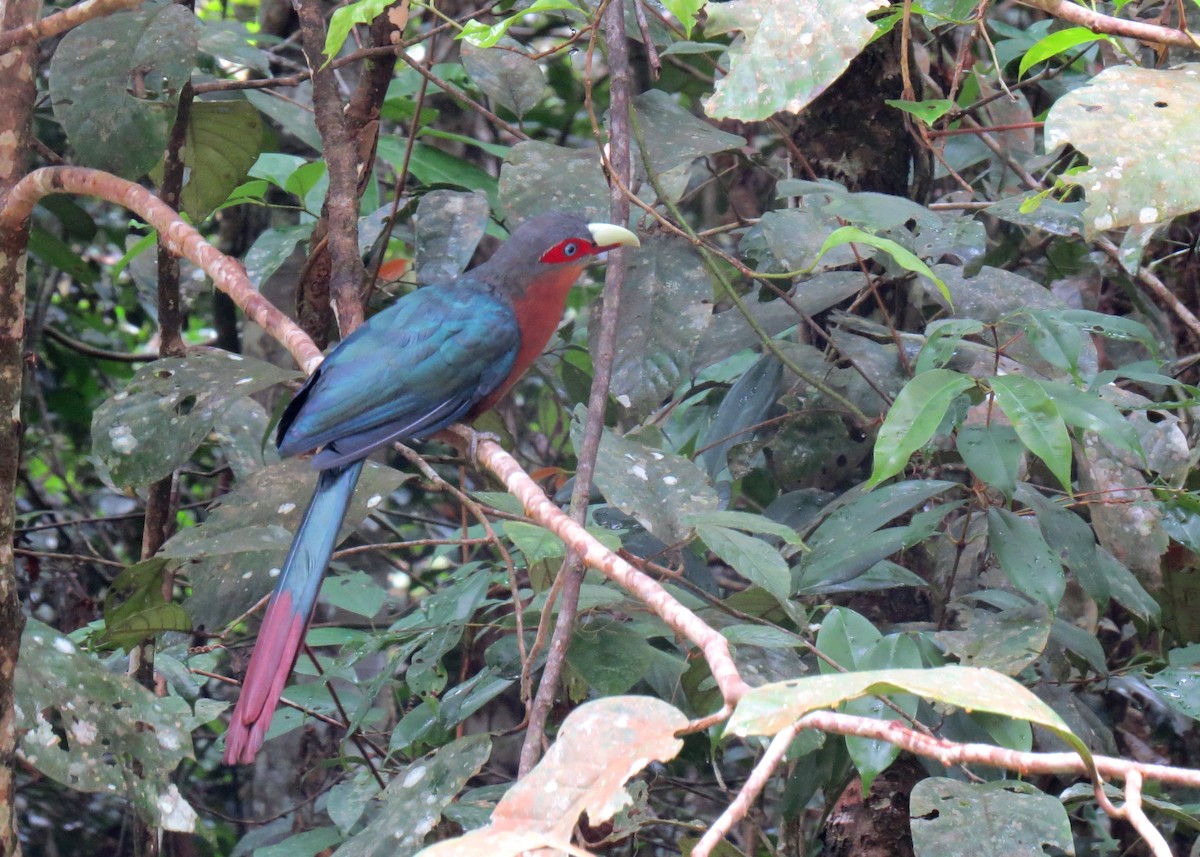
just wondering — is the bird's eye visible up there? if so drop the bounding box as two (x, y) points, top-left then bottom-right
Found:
(539, 237), (593, 264)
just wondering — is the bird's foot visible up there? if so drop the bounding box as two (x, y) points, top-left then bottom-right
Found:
(466, 428), (501, 462)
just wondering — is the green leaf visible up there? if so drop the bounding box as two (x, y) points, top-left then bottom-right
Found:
(457, 0), (582, 48)
(150, 100), (264, 221)
(377, 138), (500, 210)
(1037, 380), (1142, 459)
(322, 572), (387, 618)
(568, 619), (657, 695)
(324, 0), (394, 62)
(727, 666), (1093, 774)
(684, 509), (805, 545)
(98, 558), (192, 651)
(915, 319), (984, 374)
(697, 524), (792, 604)
(815, 607), (881, 670)
(662, 0), (706, 36)
(815, 225), (950, 303)
(868, 369), (974, 487)
(956, 423), (1023, 497)
(989, 375), (1073, 491)
(1018, 26), (1102, 78)
(986, 508), (1065, 608)
(505, 520), (566, 564)
(884, 98), (954, 126)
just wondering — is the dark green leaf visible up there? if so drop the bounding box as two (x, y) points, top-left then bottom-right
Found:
(989, 374), (1073, 491)
(868, 369), (973, 487)
(986, 507), (1065, 607)
(956, 423), (1023, 497)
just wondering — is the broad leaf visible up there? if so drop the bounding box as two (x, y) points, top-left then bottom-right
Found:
(703, 0), (889, 121)
(989, 374), (1073, 491)
(986, 507), (1065, 608)
(91, 349), (299, 487)
(911, 779), (1074, 855)
(49, 2), (199, 178)
(1046, 64), (1200, 236)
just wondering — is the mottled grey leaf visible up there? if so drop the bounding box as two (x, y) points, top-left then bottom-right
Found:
(599, 236), (713, 416)
(414, 190), (491, 284)
(91, 349), (299, 487)
(332, 736), (491, 857)
(16, 619), (212, 830)
(576, 418), (718, 543)
(461, 41), (547, 118)
(499, 140), (611, 224)
(910, 779), (1073, 856)
(633, 89), (745, 175)
(934, 603), (1052, 675)
(176, 459), (407, 629)
(49, 2), (198, 178)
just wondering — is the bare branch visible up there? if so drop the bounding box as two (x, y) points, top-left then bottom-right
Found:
(0, 0), (142, 52)
(1017, 0), (1200, 48)
(0, 166), (323, 373)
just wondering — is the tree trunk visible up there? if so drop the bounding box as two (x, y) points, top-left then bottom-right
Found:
(0, 2), (43, 854)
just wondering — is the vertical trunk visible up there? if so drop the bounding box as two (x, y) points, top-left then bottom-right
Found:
(0, 2), (44, 854)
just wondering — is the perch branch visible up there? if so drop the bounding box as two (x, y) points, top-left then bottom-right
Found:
(0, 0), (142, 52)
(443, 424), (751, 709)
(0, 166), (323, 373)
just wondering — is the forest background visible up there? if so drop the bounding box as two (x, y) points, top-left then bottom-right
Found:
(3, 0), (1200, 854)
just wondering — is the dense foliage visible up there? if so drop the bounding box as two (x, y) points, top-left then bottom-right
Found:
(5, 0), (1200, 854)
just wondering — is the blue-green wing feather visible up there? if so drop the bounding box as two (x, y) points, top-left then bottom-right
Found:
(278, 282), (519, 465)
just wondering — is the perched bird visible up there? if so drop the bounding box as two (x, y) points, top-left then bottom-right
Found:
(223, 212), (639, 764)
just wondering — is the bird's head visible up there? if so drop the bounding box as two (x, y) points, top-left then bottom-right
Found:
(476, 211), (640, 297)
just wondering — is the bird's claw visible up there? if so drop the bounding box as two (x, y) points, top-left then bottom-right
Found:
(467, 429), (501, 462)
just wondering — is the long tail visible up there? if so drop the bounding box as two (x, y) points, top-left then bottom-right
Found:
(224, 460), (365, 764)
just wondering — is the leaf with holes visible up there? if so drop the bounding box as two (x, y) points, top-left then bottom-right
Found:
(92, 349), (298, 487)
(1046, 64), (1200, 236)
(49, 2), (198, 178)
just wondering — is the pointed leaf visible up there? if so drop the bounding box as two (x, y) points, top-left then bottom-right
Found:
(989, 374), (1073, 491)
(868, 369), (973, 487)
